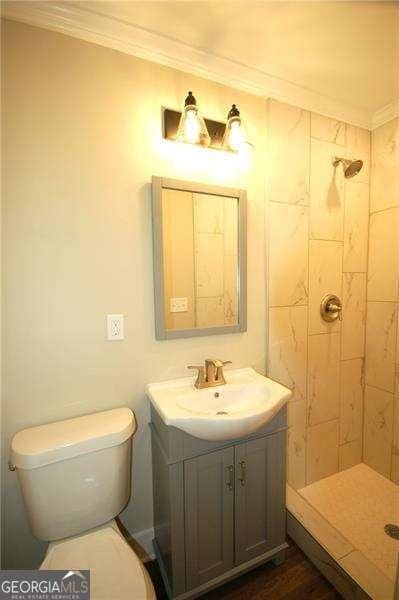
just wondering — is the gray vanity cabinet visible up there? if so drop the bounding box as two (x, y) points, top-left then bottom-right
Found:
(234, 434), (286, 565)
(150, 405), (287, 600)
(184, 447), (234, 589)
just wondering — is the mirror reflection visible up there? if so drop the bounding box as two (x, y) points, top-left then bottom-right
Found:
(162, 189), (239, 331)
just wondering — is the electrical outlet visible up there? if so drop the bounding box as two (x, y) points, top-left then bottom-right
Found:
(170, 297), (188, 313)
(107, 314), (124, 340)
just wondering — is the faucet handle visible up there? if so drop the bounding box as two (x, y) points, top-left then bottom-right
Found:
(205, 358), (232, 368)
(187, 365), (204, 373)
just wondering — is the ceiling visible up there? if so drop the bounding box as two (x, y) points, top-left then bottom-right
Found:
(3, 1), (399, 128)
(78, 1), (399, 113)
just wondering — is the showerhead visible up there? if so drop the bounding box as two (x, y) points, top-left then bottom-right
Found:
(332, 157), (363, 178)
(345, 159), (363, 178)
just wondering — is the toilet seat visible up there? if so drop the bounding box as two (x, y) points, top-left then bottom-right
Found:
(40, 523), (156, 600)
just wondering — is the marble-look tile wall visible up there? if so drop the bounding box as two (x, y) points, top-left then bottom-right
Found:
(364, 117), (399, 484)
(193, 193), (238, 327)
(194, 193), (239, 327)
(267, 99), (370, 488)
(164, 191), (239, 330)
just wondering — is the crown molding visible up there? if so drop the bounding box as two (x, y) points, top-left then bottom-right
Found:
(4, 1), (395, 131)
(371, 99), (399, 130)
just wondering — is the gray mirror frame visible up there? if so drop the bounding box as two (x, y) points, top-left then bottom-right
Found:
(151, 176), (247, 340)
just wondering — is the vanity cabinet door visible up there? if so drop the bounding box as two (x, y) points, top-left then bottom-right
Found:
(234, 432), (286, 565)
(184, 447), (235, 589)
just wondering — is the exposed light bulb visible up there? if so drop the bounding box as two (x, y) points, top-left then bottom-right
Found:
(222, 104), (253, 154)
(176, 91), (210, 146)
(228, 120), (245, 152)
(184, 108), (201, 144)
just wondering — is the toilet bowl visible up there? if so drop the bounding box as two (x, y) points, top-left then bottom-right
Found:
(40, 521), (155, 600)
(11, 408), (155, 600)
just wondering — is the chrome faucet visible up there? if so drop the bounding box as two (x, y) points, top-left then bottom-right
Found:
(188, 358), (232, 389)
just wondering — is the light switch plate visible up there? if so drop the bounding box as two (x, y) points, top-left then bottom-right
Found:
(107, 314), (124, 340)
(170, 297), (188, 313)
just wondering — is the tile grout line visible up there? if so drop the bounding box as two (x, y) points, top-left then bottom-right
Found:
(309, 238), (344, 243)
(367, 299), (399, 304)
(269, 199), (309, 208)
(265, 98), (271, 384)
(307, 416), (340, 430)
(360, 129), (372, 466)
(365, 381), (396, 397)
(339, 124), (347, 469)
(269, 303), (309, 309)
(305, 110), (311, 487)
(369, 204), (399, 217)
(390, 300), (398, 479)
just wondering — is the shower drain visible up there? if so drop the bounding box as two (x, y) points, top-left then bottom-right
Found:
(384, 524), (399, 540)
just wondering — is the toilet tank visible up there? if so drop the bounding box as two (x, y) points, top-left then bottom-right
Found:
(10, 408), (136, 541)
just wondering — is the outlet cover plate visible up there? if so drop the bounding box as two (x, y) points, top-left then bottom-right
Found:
(107, 314), (124, 340)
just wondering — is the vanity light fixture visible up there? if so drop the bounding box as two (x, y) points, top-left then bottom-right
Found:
(223, 104), (253, 154)
(176, 91), (210, 146)
(163, 94), (253, 153)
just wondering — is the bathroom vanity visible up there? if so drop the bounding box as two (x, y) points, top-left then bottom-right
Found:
(149, 176), (290, 598)
(149, 402), (288, 599)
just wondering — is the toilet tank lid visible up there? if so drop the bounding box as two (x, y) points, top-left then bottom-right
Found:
(11, 408), (136, 469)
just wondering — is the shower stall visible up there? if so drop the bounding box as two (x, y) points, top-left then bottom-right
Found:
(267, 101), (399, 599)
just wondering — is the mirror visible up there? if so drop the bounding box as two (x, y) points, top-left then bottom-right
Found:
(152, 177), (247, 339)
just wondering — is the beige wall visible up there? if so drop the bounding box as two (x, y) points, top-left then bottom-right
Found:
(267, 100), (371, 489)
(364, 117), (399, 483)
(1, 20), (267, 568)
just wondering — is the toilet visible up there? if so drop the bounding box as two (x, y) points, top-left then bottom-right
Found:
(10, 407), (155, 600)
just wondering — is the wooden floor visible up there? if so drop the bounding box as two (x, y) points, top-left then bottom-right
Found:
(146, 537), (342, 599)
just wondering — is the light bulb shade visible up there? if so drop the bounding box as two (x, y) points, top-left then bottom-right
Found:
(176, 103), (210, 147)
(222, 105), (252, 153)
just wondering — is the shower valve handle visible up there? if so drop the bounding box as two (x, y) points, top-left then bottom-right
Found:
(320, 294), (342, 323)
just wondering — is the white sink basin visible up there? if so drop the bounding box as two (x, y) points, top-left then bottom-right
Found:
(146, 367), (292, 441)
